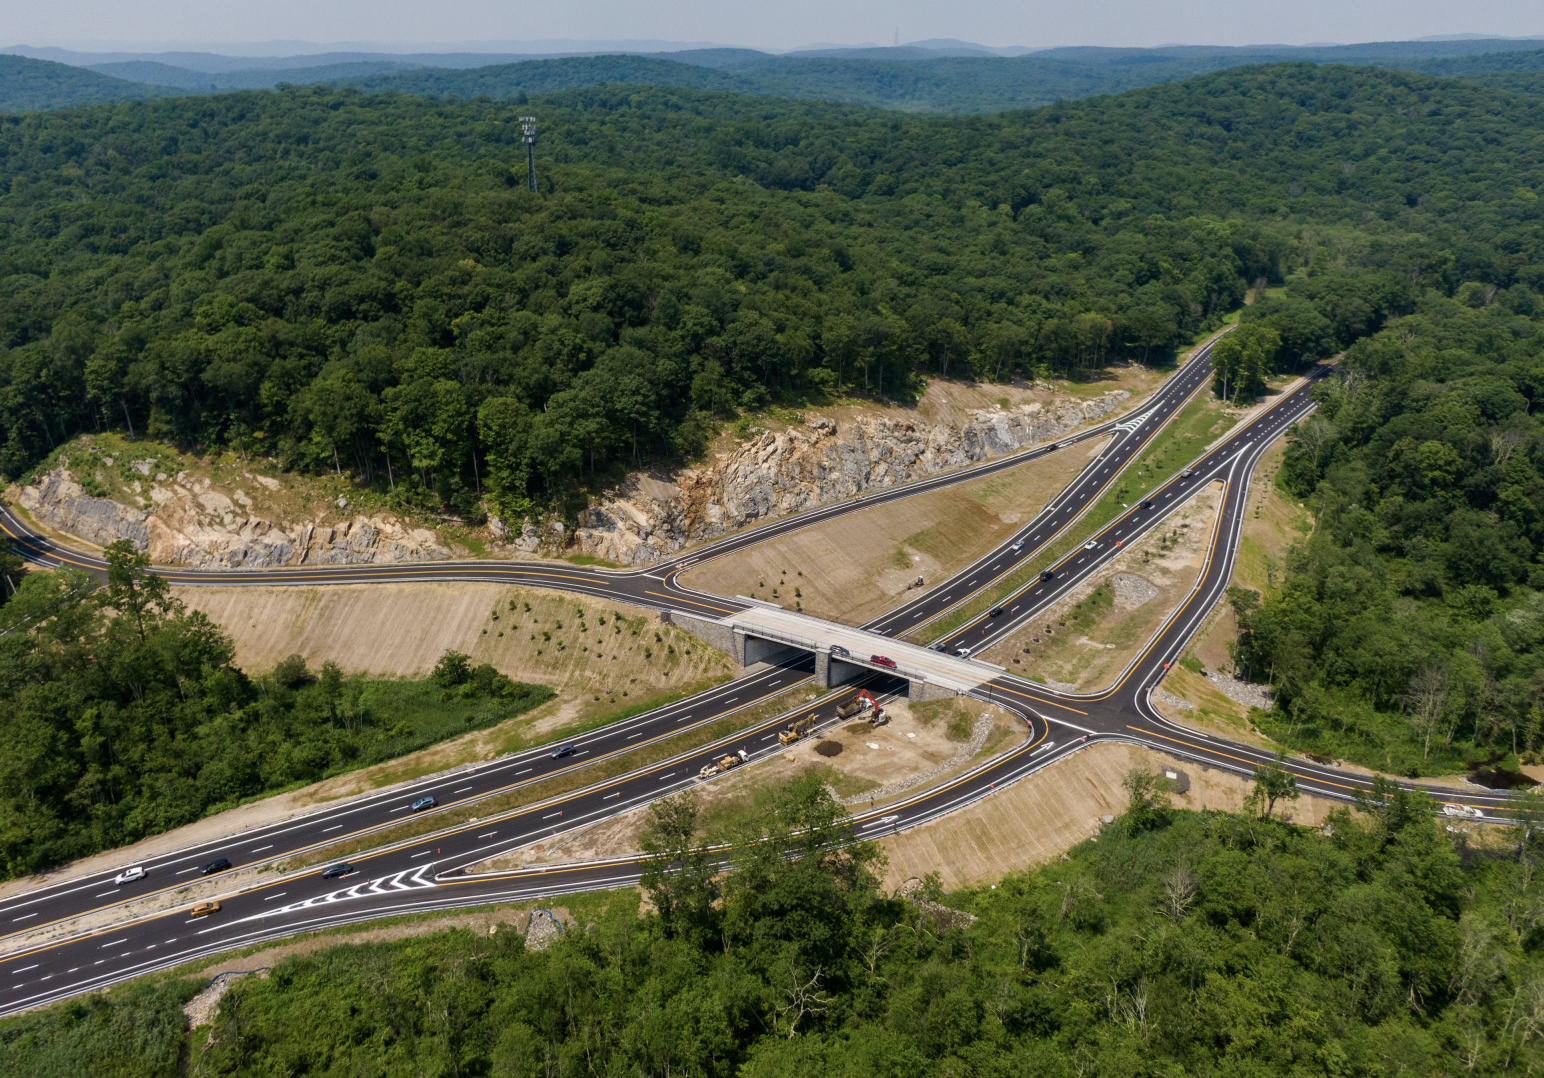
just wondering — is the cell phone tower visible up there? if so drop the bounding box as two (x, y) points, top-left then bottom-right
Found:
(519, 115), (537, 193)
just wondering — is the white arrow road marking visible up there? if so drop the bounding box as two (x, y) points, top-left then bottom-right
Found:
(239, 865), (438, 924)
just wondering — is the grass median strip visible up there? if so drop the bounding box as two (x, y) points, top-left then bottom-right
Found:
(908, 392), (1238, 644)
(273, 680), (827, 874)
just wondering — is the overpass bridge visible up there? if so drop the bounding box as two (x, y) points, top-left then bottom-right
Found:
(666, 598), (1004, 701)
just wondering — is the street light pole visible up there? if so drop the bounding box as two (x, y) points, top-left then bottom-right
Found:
(519, 115), (537, 193)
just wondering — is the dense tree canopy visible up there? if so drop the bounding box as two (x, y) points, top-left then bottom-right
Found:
(0, 548), (549, 876)
(1238, 281), (1544, 776)
(2, 65), (1540, 520)
(7, 771), (1540, 1076)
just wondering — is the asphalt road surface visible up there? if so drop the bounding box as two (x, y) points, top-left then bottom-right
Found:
(0, 346), (1507, 1015)
(0, 337), (1221, 943)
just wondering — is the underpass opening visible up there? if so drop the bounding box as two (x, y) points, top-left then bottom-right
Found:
(740, 632), (810, 669)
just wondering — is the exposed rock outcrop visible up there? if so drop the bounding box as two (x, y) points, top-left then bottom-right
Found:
(575, 390), (1130, 565)
(15, 466), (449, 569)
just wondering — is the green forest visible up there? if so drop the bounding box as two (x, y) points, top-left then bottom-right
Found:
(0, 545), (549, 876)
(5, 771), (1541, 1077)
(9, 38), (1544, 115)
(2, 64), (1541, 524)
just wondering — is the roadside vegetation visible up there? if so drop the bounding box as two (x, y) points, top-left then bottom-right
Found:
(9, 764), (1543, 1076)
(0, 547), (550, 879)
(1235, 286), (1544, 778)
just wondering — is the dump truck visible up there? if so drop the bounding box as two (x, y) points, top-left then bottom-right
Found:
(698, 748), (750, 779)
(778, 712), (818, 746)
(835, 689), (887, 726)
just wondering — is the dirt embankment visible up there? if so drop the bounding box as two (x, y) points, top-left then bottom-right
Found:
(680, 438), (1109, 626)
(877, 741), (1341, 892)
(465, 694), (1024, 873)
(980, 483), (1223, 691)
(1150, 439), (1314, 744)
(181, 582), (733, 740)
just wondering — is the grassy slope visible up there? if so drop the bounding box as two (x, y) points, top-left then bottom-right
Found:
(908, 388), (1238, 644)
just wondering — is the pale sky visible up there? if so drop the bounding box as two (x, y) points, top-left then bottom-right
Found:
(3, 0), (1541, 54)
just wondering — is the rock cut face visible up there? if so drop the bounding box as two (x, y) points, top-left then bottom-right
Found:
(574, 389), (1130, 566)
(17, 466), (450, 569)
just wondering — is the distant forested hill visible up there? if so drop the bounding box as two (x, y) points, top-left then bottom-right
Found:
(86, 58), (427, 91)
(337, 54), (756, 99)
(329, 38), (1544, 114)
(0, 54), (181, 112)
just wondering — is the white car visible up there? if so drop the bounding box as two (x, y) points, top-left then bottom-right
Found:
(1010, 540), (1024, 552)
(955, 647), (971, 657)
(113, 865), (147, 885)
(1442, 803), (1484, 820)
(1084, 541), (1099, 550)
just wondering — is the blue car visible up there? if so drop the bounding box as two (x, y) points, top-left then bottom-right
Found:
(410, 795), (437, 812)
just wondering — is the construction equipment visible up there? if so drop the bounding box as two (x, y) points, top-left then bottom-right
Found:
(698, 749), (750, 779)
(835, 690), (887, 725)
(778, 712), (818, 745)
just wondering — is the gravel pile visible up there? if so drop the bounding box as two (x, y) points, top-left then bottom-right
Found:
(1113, 573), (1159, 609)
(1208, 673), (1274, 711)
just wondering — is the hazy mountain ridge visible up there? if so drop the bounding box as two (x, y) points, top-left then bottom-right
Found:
(5, 35), (1544, 115)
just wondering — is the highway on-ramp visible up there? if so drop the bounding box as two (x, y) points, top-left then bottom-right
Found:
(2, 343), (1506, 1016)
(0, 337), (1222, 943)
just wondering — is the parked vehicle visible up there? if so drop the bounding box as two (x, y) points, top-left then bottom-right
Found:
(955, 647), (971, 657)
(930, 642), (946, 651)
(1083, 540), (1099, 550)
(410, 795), (437, 812)
(321, 862), (354, 879)
(1039, 570), (1055, 582)
(988, 607), (1004, 617)
(869, 655), (897, 669)
(190, 901), (221, 918)
(201, 857), (231, 876)
(551, 743), (576, 759)
(697, 749), (750, 779)
(113, 865), (147, 886)
(1180, 469), (1196, 478)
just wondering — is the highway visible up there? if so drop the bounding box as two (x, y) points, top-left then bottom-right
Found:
(0, 340), (1508, 1016)
(0, 334), (1221, 943)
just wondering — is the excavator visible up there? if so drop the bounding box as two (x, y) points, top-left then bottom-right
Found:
(835, 689), (887, 725)
(778, 712), (819, 746)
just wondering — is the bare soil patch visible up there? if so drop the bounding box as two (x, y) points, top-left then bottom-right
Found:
(877, 742), (1342, 892)
(181, 581), (733, 756)
(464, 696), (1022, 873)
(681, 437), (1109, 626)
(982, 483), (1224, 691)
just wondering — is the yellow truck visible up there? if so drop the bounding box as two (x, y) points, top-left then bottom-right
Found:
(778, 713), (818, 745)
(698, 749), (750, 779)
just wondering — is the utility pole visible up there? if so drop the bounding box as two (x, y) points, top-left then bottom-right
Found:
(520, 115), (537, 193)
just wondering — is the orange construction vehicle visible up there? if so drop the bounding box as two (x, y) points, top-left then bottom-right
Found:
(835, 689), (887, 725)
